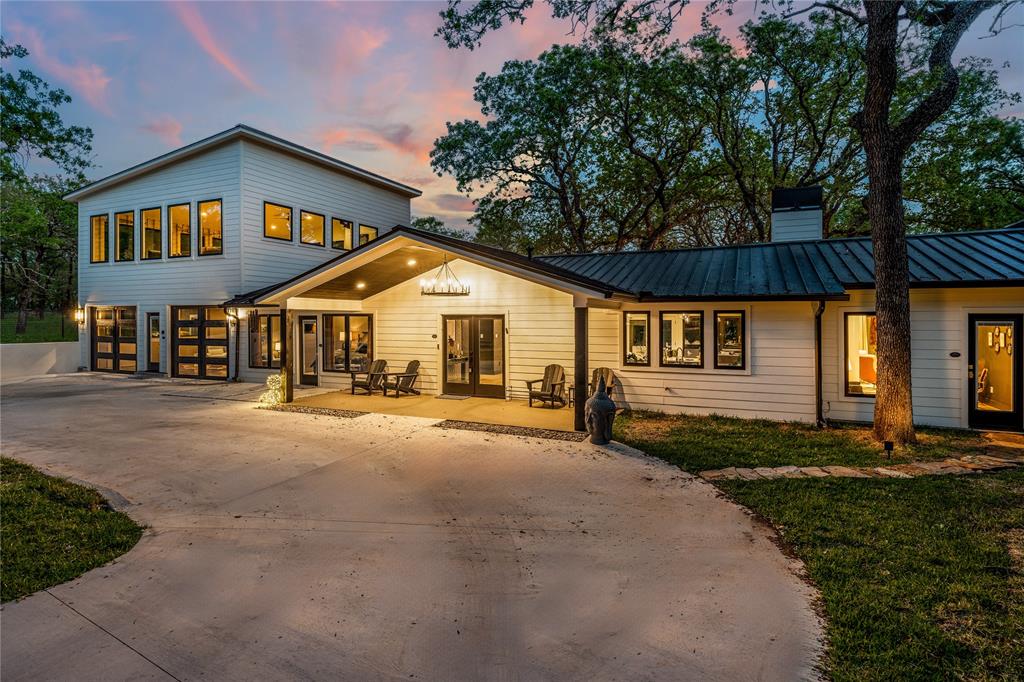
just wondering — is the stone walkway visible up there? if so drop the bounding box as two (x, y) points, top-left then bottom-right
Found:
(701, 433), (1024, 481)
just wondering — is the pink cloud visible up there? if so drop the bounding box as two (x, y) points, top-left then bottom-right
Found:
(8, 22), (113, 116)
(431, 193), (476, 213)
(140, 115), (183, 147)
(169, 2), (262, 94)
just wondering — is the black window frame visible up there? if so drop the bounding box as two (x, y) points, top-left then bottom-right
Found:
(140, 206), (163, 260)
(299, 210), (326, 247)
(332, 217), (353, 250)
(114, 210), (135, 262)
(844, 311), (878, 399)
(623, 311), (651, 367)
(248, 312), (282, 369)
(198, 198), (223, 256)
(358, 224), (378, 246)
(90, 213), (109, 263)
(167, 202), (192, 258)
(322, 313), (374, 373)
(659, 310), (704, 368)
(263, 201), (293, 242)
(713, 310), (746, 371)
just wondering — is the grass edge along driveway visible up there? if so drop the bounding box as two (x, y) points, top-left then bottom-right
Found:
(615, 413), (1023, 681)
(1, 457), (142, 602)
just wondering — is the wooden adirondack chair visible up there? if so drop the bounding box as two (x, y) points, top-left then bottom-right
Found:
(589, 367), (617, 398)
(351, 359), (387, 395)
(382, 360), (421, 398)
(526, 364), (567, 408)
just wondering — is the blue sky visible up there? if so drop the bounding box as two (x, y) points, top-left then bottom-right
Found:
(4, 1), (1022, 229)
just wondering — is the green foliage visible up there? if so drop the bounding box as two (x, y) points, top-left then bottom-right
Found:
(1, 457), (142, 602)
(1, 311), (78, 343)
(410, 215), (473, 240)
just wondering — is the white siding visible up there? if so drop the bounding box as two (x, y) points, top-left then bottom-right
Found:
(239, 141), (412, 291)
(771, 209), (822, 242)
(822, 287), (1024, 429)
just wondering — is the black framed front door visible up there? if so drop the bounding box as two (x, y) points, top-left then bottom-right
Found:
(90, 306), (137, 373)
(146, 312), (161, 372)
(968, 313), (1023, 431)
(299, 316), (318, 386)
(171, 306), (229, 380)
(442, 315), (505, 398)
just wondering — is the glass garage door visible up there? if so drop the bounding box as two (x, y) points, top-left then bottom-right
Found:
(172, 306), (229, 380)
(90, 306), (137, 373)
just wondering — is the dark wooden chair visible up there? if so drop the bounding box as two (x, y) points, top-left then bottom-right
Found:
(589, 367), (617, 398)
(526, 364), (566, 408)
(351, 359), (387, 395)
(383, 360), (421, 398)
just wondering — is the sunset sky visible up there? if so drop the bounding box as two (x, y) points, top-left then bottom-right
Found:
(5, 1), (1022, 229)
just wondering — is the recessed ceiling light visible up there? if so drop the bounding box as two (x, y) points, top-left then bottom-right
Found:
(407, 258), (417, 266)
(355, 282), (366, 289)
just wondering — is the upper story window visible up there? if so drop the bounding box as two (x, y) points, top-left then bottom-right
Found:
(168, 203), (191, 258)
(300, 211), (325, 247)
(332, 218), (353, 250)
(714, 311), (745, 370)
(115, 211), (134, 261)
(660, 311), (702, 367)
(141, 207), (162, 260)
(845, 312), (877, 396)
(198, 199), (222, 256)
(264, 202), (292, 241)
(358, 224), (378, 245)
(90, 214), (109, 263)
(624, 312), (650, 366)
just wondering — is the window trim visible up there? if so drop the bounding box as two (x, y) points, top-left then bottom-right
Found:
(167, 202), (192, 259)
(658, 310), (704, 368)
(299, 210), (326, 247)
(113, 209), (136, 262)
(263, 200), (293, 242)
(713, 310), (746, 371)
(331, 217), (353, 251)
(321, 313), (374, 373)
(247, 312), (282, 370)
(197, 198), (223, 256)
(623, 311), (651, 367)
(358, 223), (378, 246)
(140, 206), (163, 261)
(843, 310), (878, 399)
(89, 213), (109, 263)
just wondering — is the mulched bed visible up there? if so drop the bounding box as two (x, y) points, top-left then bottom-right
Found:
(433, 419), (588, 442)
(263, 405), (367, 419)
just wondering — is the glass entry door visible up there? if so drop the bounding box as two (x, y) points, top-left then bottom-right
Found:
(969, 314), (1023, 431)
(299, 316), (318, 386)
(146, 312), (161, 372)
(442, 315), (505, 398)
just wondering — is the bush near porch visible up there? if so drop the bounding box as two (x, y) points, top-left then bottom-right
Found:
(0, 458), (142, 602)
(614, 413), (1023, 681)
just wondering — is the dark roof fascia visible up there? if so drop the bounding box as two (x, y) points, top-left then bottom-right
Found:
(636, 293), (850, 303)
(843, 278), (1024, 291)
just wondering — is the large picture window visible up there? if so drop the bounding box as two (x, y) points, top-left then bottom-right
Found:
(90, 214), (109, 263)
(141, 207), (162, 260)
(264, 202), (292, 241)
(168, 203), (191, 257)
(300, 211), (325, 246)
(660, 312), (703, 367)
(323, 314), (372, 372)
(332, 218), (353, 250)
(624, 312), (650, 366)
(358, 224), (378, 245)
(845, 312), (877, 396)
(248, 313), (281, 369)
(115, 211), (134, 261)
(714, 311), (745, 370)
(198, 199), (222, 255)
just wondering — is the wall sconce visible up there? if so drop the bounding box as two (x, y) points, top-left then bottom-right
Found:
(73, 306), (86, 325)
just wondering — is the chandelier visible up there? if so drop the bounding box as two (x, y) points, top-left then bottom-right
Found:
(420, 256), (470, 296)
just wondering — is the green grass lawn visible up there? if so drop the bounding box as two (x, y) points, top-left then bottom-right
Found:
(1, 312), (78, 343)
(1, 457), (142, 602)
(614, 411), (987, 471)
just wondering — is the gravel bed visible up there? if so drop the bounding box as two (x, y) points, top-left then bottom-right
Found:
(264, 405), (367, 419)
(434, 419), (588, 441)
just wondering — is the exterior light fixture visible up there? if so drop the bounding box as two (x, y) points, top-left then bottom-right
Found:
(355, 282), (366, 290)
(73, 306), (86, 325)
(407, 258), (417, 266)
(421, 255), (470, 296)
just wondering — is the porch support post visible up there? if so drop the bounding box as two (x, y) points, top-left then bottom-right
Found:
(574, 300), (588, 432)
(280, 309), (293, 403)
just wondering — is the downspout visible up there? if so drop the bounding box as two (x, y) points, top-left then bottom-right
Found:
(814, 300), (826, 427)
(223, 305), (240, 382)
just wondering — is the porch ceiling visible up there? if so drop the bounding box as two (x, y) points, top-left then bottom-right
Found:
(301, 245), (447, 299)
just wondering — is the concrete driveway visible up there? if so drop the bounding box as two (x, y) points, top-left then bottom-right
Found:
(1, 375), (822, 680)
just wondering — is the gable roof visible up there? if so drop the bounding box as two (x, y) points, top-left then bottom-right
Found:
(64, 124), (422, 202)
(538, 227), (1024, 300)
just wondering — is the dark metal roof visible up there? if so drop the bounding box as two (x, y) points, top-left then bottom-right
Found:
(538, 227), (1024, 301)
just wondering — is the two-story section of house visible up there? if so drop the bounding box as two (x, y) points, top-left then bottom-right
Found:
(65, 125), (419, 380)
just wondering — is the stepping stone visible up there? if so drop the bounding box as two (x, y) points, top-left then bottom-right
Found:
(873, 467), (912, 478)
(799, 467), (830, 478)
(777, 466), (807, 478)
(734, 468), (763, 481)
(754, 467), (782, 479)
(700, 468), (736, 480)
(823, 466), (870, 478)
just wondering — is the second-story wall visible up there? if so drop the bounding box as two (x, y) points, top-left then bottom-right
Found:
(239, 140), (412, 292)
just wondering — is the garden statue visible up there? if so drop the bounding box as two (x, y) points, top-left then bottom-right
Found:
(585, 376), (616, 445)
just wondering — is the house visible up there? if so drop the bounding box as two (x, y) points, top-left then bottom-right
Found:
(67, 127), (1024, 433)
